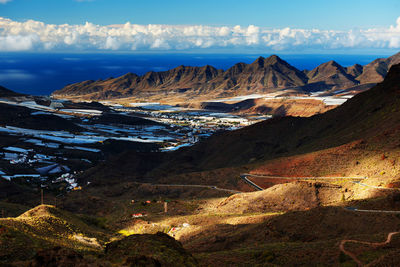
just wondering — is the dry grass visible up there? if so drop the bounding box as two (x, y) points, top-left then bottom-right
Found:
(0, 205), (110, 262)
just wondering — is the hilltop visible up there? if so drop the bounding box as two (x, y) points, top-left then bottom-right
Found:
(52, 52), (400, 102)
(0, 205), (197, 266)
(0, 205), (107, 263)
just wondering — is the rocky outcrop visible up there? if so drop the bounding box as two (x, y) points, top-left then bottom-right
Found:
(356, 52), (400, 84)
(306, 60), (358, 89)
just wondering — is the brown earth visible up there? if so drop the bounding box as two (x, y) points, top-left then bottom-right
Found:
(356, 52), (400, 84)
(180, 206), (400, 252)
(105, 232), (197, 266)
(191, 97), (336, 117)
(215, 181), (340, 213)
(306, 60), (358, 90)
(240, 98), (336, 116)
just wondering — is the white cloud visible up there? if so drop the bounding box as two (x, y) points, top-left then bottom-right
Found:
(0, 34), (38, 51)
(0, 0), (12, 4)
(0, 16), (400, 52)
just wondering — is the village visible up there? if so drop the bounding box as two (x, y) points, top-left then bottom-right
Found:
(0, 96), (270, 192)
(112, 102), (269, 129)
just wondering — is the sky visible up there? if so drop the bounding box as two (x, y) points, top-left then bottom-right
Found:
(0, 0), (400, 53)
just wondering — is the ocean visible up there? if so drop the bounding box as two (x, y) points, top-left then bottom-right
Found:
(0, 53), (391, 96)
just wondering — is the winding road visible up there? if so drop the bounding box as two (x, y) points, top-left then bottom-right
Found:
(339, 231), (400, 266)
(341, 181), (400, 265)
(242, 174), (367, 180)
(344, 207), (400, 214)
(239, 174), (264, 191)
(352, 181), (400, 190)
(240, 173), (367, 191)
(133, 182), (243, 194)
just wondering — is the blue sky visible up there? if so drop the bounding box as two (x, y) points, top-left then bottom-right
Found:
(1, 0), (399, 29)
(0, 0), (399, 53)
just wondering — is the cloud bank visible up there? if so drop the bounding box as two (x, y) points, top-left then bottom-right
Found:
(1, 17), (400, 52)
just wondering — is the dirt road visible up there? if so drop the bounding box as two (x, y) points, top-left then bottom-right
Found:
(339, 231), (400, 266)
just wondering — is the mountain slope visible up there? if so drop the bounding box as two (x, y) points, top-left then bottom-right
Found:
(0, 85), (23, 97)
(356, 52), (400, 84)
(54, 65), (223, 100)
(306, 60), (358, 90)
(210, 55), (308, 95)
(345, 63), (364, 78)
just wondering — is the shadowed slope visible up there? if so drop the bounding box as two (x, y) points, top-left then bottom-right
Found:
(0, 85), (23, 97)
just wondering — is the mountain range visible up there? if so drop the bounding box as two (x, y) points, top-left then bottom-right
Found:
(53, 52), (400, 101)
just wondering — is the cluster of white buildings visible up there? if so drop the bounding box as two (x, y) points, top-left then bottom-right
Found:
(0, 145), (79, 190)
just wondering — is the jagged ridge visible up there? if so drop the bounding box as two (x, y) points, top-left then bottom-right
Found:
(53, 52), (400, 100)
